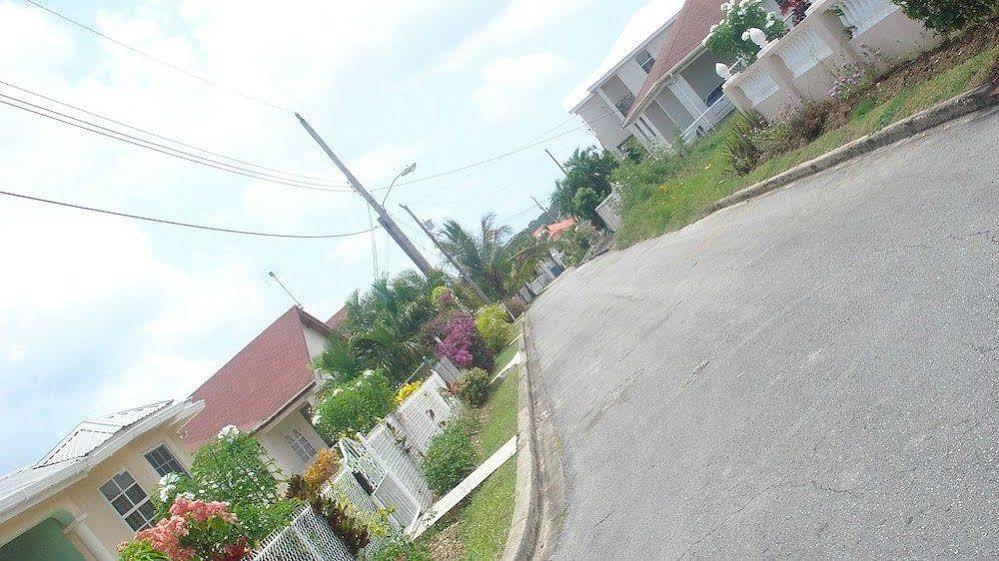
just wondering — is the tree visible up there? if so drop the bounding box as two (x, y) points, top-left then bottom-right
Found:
(438, 214), (515, 301)
(550, 147), (618, 227)
(314, 270), (447, 383)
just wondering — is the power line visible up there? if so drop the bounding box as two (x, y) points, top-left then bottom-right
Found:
(0, 94), (352, 192)
(21, 0), (291, 113)
(0, 187), (374, 238)
(0, 78), (340, 184)
(374, 109), (617, 191)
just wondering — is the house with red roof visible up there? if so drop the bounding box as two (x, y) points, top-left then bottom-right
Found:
(568, 0), (781, 155)
(179, 305), (346, 477)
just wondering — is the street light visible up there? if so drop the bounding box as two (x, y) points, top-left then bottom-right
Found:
(380, 162), (417, 206)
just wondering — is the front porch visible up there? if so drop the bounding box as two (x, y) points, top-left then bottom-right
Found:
(0, 510), (112, 561)
(630, 49), (736, 151)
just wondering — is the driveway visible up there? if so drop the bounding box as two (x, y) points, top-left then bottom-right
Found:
(527, 108), (999, 559)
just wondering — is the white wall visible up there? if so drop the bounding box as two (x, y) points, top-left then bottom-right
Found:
(258, 403), (328, 477)
(576, 95), (630, 153)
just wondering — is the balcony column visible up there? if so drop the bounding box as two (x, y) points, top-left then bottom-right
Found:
(666, 75), (709, 121)
(63, 514), (115, 561)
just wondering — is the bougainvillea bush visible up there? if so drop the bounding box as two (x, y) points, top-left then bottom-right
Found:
(703, 0), (787, 62)
(153, 428), (299, 545)
(119, 498), (248, 561)
(312, 370), (394, 440)
(433, 312), (494, 371)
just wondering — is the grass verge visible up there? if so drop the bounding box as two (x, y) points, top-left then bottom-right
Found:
(615, 30), (998, 248)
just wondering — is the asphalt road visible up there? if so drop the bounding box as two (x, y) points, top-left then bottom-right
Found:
(527, 108), (999, 560)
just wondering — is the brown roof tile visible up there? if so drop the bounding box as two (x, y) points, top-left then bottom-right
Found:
(179, 306), (331, 450)
(625, 0), (724, 125)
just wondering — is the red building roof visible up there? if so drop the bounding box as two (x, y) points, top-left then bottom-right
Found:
(326, 305), (348, 330)
(179, 306), (332, 450)
(625, 0), (724, 126)
(532, 217), (577, 241)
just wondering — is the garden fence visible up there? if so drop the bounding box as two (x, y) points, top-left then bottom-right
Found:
(324, 369), (463, 537)
(243, 504), (354, 561)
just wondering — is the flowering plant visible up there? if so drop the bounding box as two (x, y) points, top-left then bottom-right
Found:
(119, 498), (246, 561)
(778, 0), (810, 25)
(434, 312), (494, 371)
(703, 0), (787, 63)
(394, 379), (423, 407)
(431, 285), (456, 309)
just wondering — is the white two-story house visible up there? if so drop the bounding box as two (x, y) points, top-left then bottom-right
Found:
(570, 0), (781, 155)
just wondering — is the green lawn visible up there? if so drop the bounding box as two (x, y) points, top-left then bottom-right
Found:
(615, 45), (998, 248)
(418, 351), (521, 560)
(493, 338), (520, 374)
(476, 369), (519, 459)
(454, 458), (517, 561)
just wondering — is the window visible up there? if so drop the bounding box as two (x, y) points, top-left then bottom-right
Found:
(144, 444), (187, 477)
(99, 470), (157, 531)
(284, 428), (318, 463)
(634, 49), (655, 73)
(614, 92), (636, 117)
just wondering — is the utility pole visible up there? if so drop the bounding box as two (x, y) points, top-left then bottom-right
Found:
(295, 113), (435, 276)
(399, 204), (492, 304)
(545, 148), (568, 176)
(530, 195), (556, 222)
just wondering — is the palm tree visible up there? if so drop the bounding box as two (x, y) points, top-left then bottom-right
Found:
(314, 269), (445, 383)
(438, 214), (552, 301)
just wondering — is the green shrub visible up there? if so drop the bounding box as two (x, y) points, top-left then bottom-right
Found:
(474, 304), (514, 353)
(891, 0), (996, 33)
(422, 420), (478, 495)
(313, 370), (394, 440)
(704, 0), (787, 62)
(368, 536), (431, 561)
(459, 367), (492, 407)
(610, 148), (683, 211)
(723, 113), (763, 175)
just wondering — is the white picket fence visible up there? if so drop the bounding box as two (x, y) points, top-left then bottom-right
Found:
(243, 504), (355, 561)
(325, 364), (464, 535)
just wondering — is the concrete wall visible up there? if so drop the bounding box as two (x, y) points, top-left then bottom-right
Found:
(257, 395), (328, 477)
(576, 95), (630, 154)
(723, 0), (940, 121)
(0, 426), (193, 561)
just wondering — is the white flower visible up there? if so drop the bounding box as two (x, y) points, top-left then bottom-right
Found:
(158, 485), (174, 502)
(362, 369), (375, 378)
(742, 30), (751, 40)
(159, 472), (181, 486)
(765, 19), (774, 27)
(312, 413), (322, 424)
(176, 492), (195, 501)
(218, 424), (240, 441)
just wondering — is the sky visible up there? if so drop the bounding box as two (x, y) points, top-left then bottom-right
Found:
(0, 0), (684, 472)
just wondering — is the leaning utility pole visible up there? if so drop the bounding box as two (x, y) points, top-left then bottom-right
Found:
(545, 148), (568, 176)
(530, 195), (556, 222)
(295, 113), (435, 276)
(399, 203), (491, 304)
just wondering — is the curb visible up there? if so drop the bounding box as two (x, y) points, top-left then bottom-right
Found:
(708, 82), (999, 214)
(500, 319), (541, 561)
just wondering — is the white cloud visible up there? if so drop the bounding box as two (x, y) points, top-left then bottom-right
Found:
(438, 0), (594, 72)
(562, 0), (685, 110)
(474, 52), (569, 123)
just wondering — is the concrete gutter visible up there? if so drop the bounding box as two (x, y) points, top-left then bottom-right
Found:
(708, 81), (999, 214)
(500, 320), (542, 561)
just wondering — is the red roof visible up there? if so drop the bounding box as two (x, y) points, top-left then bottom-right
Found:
(180, 306), (332, 451)
(532, 217), (577, 241)
(625, 0), (723, 126)
(326, 305), (348, 330)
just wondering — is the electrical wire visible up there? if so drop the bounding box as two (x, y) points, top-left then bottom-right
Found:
(0, 78), (342, 184)
(0, 94), (352, 192)
(0, 187), (375, 238)
(21, 0), (292, 114)
(374, 110), (617, 191)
